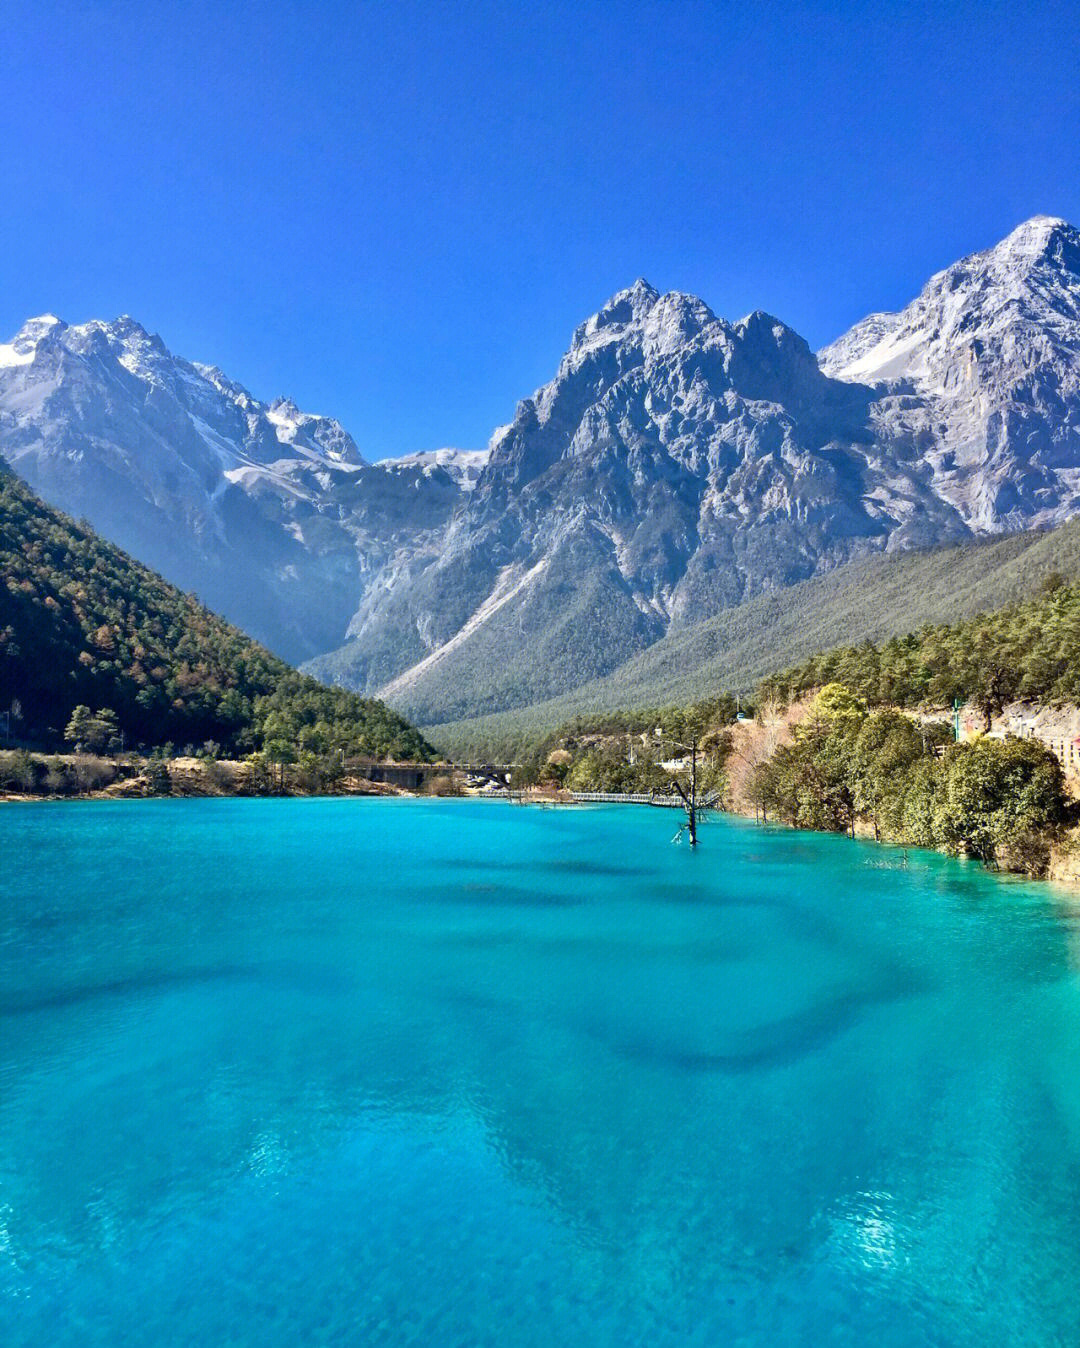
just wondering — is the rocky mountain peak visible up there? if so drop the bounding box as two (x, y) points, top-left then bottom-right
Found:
(264, 396), (365, 465)
(992, 214), (1077, 268)
(0, 313), (67, 366)
(724, 310), (823, 407)
(568, 278), (659, 352)
(819, 215), (1080, 388)
(92, 316), (174, 378)
(733, 309), (816, 364)
(817, 215), (1080, 532)
(110, 313), (153, 338)
(568, 278), (719, 359)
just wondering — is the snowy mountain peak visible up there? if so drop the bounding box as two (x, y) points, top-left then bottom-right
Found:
(619, 277), (661, 308)
(569, 279), (659, 351)
(85, 316), (176, 379)
(994, 214), (1076, 263)
(565, 280), (720, 374)
(264, 395), (363, 465)
(19, 312), (65, 340)
(379, 447), (491, 490)
(817, 215), (1080, 532)
(819, 215), (1080, 387)
(0, 307), (369, 503)
(735, 309), (805, 343)
(0, 313), (67, 366)
(110, 313), (153, 337)
(193, 363), (258, 409)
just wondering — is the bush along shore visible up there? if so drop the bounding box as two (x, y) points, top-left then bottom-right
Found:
(737, 684), (1070, 878)
(507, 687), (1077, 881)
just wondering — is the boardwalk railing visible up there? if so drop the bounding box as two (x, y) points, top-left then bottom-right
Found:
(569, 791), (682, 807)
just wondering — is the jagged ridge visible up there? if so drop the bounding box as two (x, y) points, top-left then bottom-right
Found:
(5, 217), (1080, 727)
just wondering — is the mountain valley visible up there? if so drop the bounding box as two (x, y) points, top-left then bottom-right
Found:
(5, 216), (1080, 741)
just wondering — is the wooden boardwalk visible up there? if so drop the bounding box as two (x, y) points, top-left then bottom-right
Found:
(569, 791), (682, 807)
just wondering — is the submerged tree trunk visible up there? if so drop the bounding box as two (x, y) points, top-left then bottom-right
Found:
(674, 739), (700, 846)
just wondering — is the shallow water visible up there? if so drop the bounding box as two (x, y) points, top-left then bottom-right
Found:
(3, 798), (1080, 1345)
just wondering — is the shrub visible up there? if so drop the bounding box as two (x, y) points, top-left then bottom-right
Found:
(70, 754), (114, 793)
(0, 749), (38, 792)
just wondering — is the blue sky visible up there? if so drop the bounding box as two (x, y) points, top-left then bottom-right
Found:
(2, 0), (1078, 457)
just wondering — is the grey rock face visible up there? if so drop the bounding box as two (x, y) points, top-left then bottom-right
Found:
(6, 216), (1080, 722)
(342, 217), (1080, 723)
(312, 280), (976, 717)
(820, 215), (1080, 530)
(0, 314), (464, 661)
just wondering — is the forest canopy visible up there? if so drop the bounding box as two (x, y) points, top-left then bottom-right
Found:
(0, 460), (434, 760)
(758, 576), (1080, 727)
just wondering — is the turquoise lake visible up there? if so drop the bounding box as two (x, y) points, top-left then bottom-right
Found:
(3, 798), (1080, 1345)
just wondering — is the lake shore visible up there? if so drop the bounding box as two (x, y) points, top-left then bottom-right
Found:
(10, 755), (1080, 897)
(0, 752), (424, 803)
(0, 750), (518, 803)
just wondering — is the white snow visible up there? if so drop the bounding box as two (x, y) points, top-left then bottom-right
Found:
(0, 314), (62, 366)
(830, 330), (928, 384)
(0, 341), (35, 367)
(380, 447), (490, 489)
(266, 401), (302, 442)
(820, 215), (1080, 389)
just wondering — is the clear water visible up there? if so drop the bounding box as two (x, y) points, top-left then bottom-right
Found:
(3, 800), (1080, 1346)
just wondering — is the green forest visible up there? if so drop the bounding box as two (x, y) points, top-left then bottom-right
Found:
(747, 685), (1068, 875)
(424, 519), (1080, 761)
(512, 696), (738, 794)
(0, 461), (434, 761)
(759, 573), (1080, 727)
(513, 588), (1080, 875)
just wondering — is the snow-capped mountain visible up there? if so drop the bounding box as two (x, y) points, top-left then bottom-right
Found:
(309, 218), (1080, 723)
(0, 314), (468, 660)
(379, 448), (491, 491)
(7, 216), (1080, 723)
(305, 280), (970, 720)
(820, 215), (1080, 529)
(0, 312), (367, 472)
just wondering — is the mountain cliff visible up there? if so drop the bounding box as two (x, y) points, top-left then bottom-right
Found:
(306, 281), (969, 719)
(0, 315), (467, 662)
(819, 215), (1080, 530)
(5, 217), (1080, 727)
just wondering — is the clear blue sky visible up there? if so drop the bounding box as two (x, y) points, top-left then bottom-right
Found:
(2, 0), (1078, 457)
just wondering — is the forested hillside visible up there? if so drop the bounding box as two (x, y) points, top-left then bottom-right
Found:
(0, 461), (434, 760)
(748, 686), (1067, 875)
(425, 520), (1080, 759)
(760, 576), (1080, 728)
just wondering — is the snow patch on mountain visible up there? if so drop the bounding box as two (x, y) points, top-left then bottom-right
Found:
(819, 215), (1080, 530)
(0, 314), (64, 367)
(379, 447), (491, 490)
(820, 215), (1080, 390)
